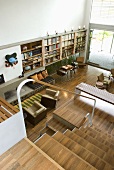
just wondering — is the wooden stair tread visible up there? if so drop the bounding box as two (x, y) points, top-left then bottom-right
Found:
(64, 129), (105, 158)
(0, 138), (63, 170)
(53, 98), (88, 128)
(81, 126), (114, 149)
(65, 130), (114, 167)
(35, 133), (96, 170)
(47, 118), (72, 132)
(53, 131), (113, 170)
(73, 128), (112, 153)
(92, 125), (114, 142)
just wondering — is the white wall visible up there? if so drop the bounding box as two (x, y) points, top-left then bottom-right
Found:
(0, 0), (89, 46)
(0, 45), (22, 82)
(0, 111), (26, 155)
(0, 0), (91, 82)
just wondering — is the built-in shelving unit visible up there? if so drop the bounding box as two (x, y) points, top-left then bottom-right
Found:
(62, 32), (75, 58)
(20, 29), (87, 73)
(43, 35), (61, 66)
(75, 29), (86, 53)
(21, 40), (43, 73)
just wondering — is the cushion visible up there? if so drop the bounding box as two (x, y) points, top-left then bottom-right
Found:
(42, 70), (48, 78)
(30, 74), (38, 83)
(37, 73), (44, 80)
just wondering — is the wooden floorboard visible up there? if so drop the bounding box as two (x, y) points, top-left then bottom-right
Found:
(0, 138), (63, 170)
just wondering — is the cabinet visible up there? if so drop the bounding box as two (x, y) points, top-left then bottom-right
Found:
(21, 40), (43, 73)
(43, 35), (61, 66)
(75, 29), (86, 53)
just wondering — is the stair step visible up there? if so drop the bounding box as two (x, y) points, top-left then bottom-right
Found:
(47, 118), (73, 133)
(64, 129), (105, 158)
(73, 128), (112, 153)
(40, 126), (56, 136)
(53, 131), (113, 170)
(2, 138), (64, 170)
(66, 129), (114, 166)
(81, 126), (114, 150)
(35, 133), (96, 170)
(92, 125), (114, 143)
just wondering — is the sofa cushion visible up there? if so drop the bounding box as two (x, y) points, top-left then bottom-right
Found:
(37, 73), (44, 80)
(30, 74), (38, 83)
(42, 76), (55, 83)
(27, 82), (43, 89)
(42, 69), (48, 78)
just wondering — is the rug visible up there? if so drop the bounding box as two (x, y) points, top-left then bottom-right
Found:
(15, 92), (42, 109)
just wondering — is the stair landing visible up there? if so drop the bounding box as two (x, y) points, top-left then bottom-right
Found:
(53, 97), (92, 128)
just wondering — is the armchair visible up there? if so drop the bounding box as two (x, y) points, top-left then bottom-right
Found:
(97, 73), (111, 89)
(110, 68), (114, 80)
(23, 100), (47, 125)
(41, 88), (60, 109)
(44, 88), (60, 100)
(76, 57), (86, 67)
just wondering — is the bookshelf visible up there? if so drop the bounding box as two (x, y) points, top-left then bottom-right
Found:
(75, 29), (87, 53)
(20, 40), (43, 73)
(20, 29), (87, 73)
(62, 32), (75, 59)
(43, 35), (61, 66)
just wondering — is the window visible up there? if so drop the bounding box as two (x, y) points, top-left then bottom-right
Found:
(90, 0), (114, 24)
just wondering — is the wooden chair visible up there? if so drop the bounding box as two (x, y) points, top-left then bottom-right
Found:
(76, 57), (86, 67)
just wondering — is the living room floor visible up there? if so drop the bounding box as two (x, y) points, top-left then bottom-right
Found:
(25, 65), (114, 142)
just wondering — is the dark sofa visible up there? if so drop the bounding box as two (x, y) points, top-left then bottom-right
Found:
(26, 70), (55, 90)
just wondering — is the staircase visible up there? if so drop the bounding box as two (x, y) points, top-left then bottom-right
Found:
(34, 116), (114, 170)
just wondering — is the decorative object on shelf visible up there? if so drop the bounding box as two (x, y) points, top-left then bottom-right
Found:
(83, 25), (85, 29)
(19, 72), (24, 78)
(47, 32), (49, 36)
(55, 31), (58, 35)
(71, 27), (74, 32)
(0, 74), (5, 84)
(78, 26), (81, 30)
(25, 65), (31, 71)
(23, 46), (27, 51)
(5, 53), (18, 67)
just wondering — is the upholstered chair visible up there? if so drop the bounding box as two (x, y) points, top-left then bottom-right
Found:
(43, 88), (60, 100)
(97, 73), (111, 88)
(23, 100), (47, 125)
(41, 88), (60, 109)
